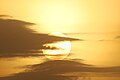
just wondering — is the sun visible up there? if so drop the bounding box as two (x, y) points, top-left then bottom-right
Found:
(42, 32), (71, 60)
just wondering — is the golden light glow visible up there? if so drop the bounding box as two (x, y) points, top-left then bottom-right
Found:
(40, 4), (77, 25)
(42, 32), (71, 60)
(0, 0), (120, 67)
(30, 0), (88, 33)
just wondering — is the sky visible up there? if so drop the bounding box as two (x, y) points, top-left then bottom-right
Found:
(0, 0), (120, 78)
(0, 0), (120, 33)
(0, 0), (120, 65)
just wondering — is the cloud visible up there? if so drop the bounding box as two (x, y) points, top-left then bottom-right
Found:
(0, 60), (90, 80)
(0, 15), (12, 18)
(0, 16), (81, 58)
(0, 60), (120, 80)
(115, 36), (120, 39)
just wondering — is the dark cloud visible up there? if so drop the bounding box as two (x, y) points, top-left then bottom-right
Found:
(115, 36), (120, 39)
(0, 16), (81, 57)
(0, 15), (12, 18)
(0, 60), (120, 80)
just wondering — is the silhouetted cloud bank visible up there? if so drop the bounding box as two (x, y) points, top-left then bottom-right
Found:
(0, 15), (81, 58)
(0, 60), (120, 80)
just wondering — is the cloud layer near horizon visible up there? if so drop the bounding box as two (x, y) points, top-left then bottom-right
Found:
(0, 15), (81, 57)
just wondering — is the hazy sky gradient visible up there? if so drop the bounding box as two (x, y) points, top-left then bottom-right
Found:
(0, 0), (120, 65)
(0, 0), (120, 79)
(0, 0), (120, 66)
(0, 0), (120, 33)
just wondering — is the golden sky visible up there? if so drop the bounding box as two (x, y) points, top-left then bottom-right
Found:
(0, 1), (120, 77)
(0, 0), (120, 67)
(0, 0), (120, 33)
